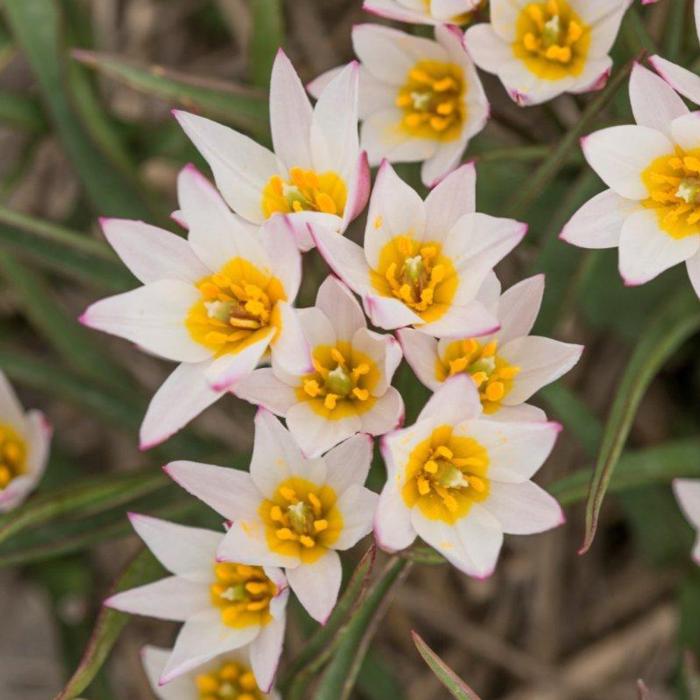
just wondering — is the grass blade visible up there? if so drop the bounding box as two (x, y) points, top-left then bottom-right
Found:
(0, 90), (46, 132)
(580, 291), (700, 553)
(412, 631), (482, 699)
(250, 0), (284, 88)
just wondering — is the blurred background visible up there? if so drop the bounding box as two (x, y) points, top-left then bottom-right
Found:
(0, 1), (699, 698)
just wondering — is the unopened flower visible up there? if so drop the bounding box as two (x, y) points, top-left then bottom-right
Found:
(673, 479), (700, 564)
(80, 165), (306, 449)
(0, 370), (51, 512)
(166, 410), (377, 623)
(375, 375), (563, 577)
(312, 161), (526, 337)
(174, 51), (368, 251)
(398, 274), (583, 420)
(235, 276), (403, 457)
(142, 645), (280, 700)
(308, 24), (489, 187)
(562, 63), (700, 296)
(364, 0), (482, 26)
(465, 0), (630, 106)
(106, 515), (288, 691)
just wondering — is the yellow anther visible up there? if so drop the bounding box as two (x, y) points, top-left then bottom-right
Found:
(471, 371), (488, 387)
(352, 363), (370, 378)
(299, 535), (316, 548)
(449, 356), (469, 375)
(567, 20), (582, 42)
(352, 387), (370, 401)
(482, 341), (497, 357)
(469, 476), (487, 493)
(246, 599), (269, 611)
(240, 672), (258, 690)
(417, 476), (432, 496)
(303, 379), (321, 398)
(275, 527), (297, 541)
(315, 192), (338, 215)
(434, 445), (454, 460)
(527, 4), (544, 25)
(220, 663), (239, 680)
(196, 674), (220, 692)
(245, 581), (270, 595)
(523, 32), (539, 51)
(308, 492), (323, 516)
(330, 348), (346, 366)
(497, 365), (520, 379)
(270, 505), (284, 522)
(423, 460), (439, 474)
(485, 382), (505, 402)
(433, 76), (456, 92)
(313, 519), (329, 532)
(280, 486), (297, 502)
(236, 564), (256, 577)
(324, 393), (338, 410)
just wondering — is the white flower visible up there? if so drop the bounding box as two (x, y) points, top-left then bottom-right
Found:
(234, 276), (404, 458)
(106, 515), (288, 691)
(141, 645), (281, 700)
(673, 479), (700, 565)
(308, 24), (489, 187)
(375, 375), (564, 577)
(364, 0), (482, 27)
(174, 51), (368, 251)
(561, 63), (700, 297)
(0, 370), (51, 512)
(465, 0), (630, 106)
(398, 274), (583, 421)
(650, 2), (700, 106)
(312, 161), (526, 337)
(80, 165), (306, 449)
(166, 410), (378, 624)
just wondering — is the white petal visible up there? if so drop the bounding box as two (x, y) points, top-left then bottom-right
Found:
(160, 609), (259, 684)
(569, 57), (613, 96)
(105, 576), (210, 622)
(129, 514), (221, 582)
(495, 275), (544, 345)
(101, 218), (208, 284)
(575, 0), (630, 25)
(177, 165), (268, 273)
(363, 294), (424, 331)
(686, 250), (700, 299)
(417, 374), (481, 424)
(205, 327), (275, 391)
(411, 504), (503, 578)
(424, 162), (476, 240)
(674, 479), (700, 529)
(165, 460), (260, 521)
(417, 299), (500, 339)
(581, 125), (672, 200)
(483, 480), (564, 534)
(340, 151), (371, 232)
(489, 0), (521, 41)
(258, 216), (303, 302)
(618, 209), (700, 286)
(464, 23), (515, 74)
(323, 433), (374, 494)
(421, 135), (471, 188)
(270, 50), (313, 171)
(270, 302), (313, 377)
(333, 484), (378, 549)
(475, 271), (502, 316)
(584, 3), (628, 56)
(286, 550), (342, 623)
(351, 327), (401, 396)
(298, 306), (336, 351)
(218, 519), (297, 569)
(498, 60), (576, 107)
(629, 62), (688, 138)
(373, 478), (416, 552)
(286, 401), (362, 458)
(560, 189), (635, 249)
(500, 336), (584, 405)
(80, 281), (209, 363)
(397, 328), (441, 391)
(316, 276), (366, 342)
(23, 410), (51, 484)
(490, 403), (547, 422)
(671, 112), (700, 151)
(141, 646), (192, 700)
(0, 370), (24, 427)
(173, 111), (277, 224)
(459, 419), (561, 483)
(250, 609), (287, 692)
(650, 55), (700, 106)
(359, 386), (405, 437)
(233, 368), (298, 415)
(363, 0), (434, 24)
(140, 361), (225, 450)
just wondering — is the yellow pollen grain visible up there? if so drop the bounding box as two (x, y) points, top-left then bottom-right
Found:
(352, 387), (370, 401)
(324, 394), (338, 410)
(313, 519), (328, 532)
(299, 535), (316, 548)
(276, 527), (297, 541)
(308, 492), (323, 516)
(424, 460), (439, 474)
(280, 486), (297, 502)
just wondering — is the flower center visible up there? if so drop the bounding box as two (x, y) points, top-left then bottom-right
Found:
(260, 477), (342, 564)
(402, 426), (490, 523)
(371, 235), (457, 323)
(210, 562), (276, 629)
(297, 342), (378, 418)
(261, 167), (347, 218)
(642, 147), (700, 239)
(514, 0), (590, 79)
(195, 658), (264, 700)
(0, 423), (27, 490)
(186, 258), (286, 356)
(396, 60), (466, 141)
(437, 339), (520, 413)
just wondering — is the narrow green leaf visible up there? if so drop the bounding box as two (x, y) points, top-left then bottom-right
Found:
(73, 49), (269, 139)
(250, 0), (284, 88)
(580, 290), (700, 553)
(0, 89), (46, 132)
(623, 7), (657, 56)
(314, 557), (411, 700)
(662, 0), (687, 62)
(412, 631), (482, 700)
(400, 544), (447, 565)
(54, 548), (163, 700)
(3, 0), (152, 218)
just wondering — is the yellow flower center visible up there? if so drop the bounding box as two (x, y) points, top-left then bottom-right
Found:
(371, 234), (457, 324)
(261, 167), (347, 218)
(437, 339), (520, 414)
(186, 258), (286, 356)
(195, 658), (264, 700)
(260, 478), (342, 564)
(513, 0), (590, 80)
(396, 60), (466, 141)
(0, 423), (27, 490)
(210, 562), (277, 629)
(402, 425), (490, 523)
(642, 147), (700, 239)
(297, 341), (379, 420)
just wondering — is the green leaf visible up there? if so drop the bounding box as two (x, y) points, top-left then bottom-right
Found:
(580, 290), (700, 554)
(412, 631), (482, 700)
(314, 557), (411, 700)
(3, 0), (152, 218)
(662, 0), (688, 62)
(73, 49), (269, 139)
(0, 89), (46, 132)
(250, 0), (284, 88)
(55, 548), (164, 699)
(400, 544), (447, 566)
